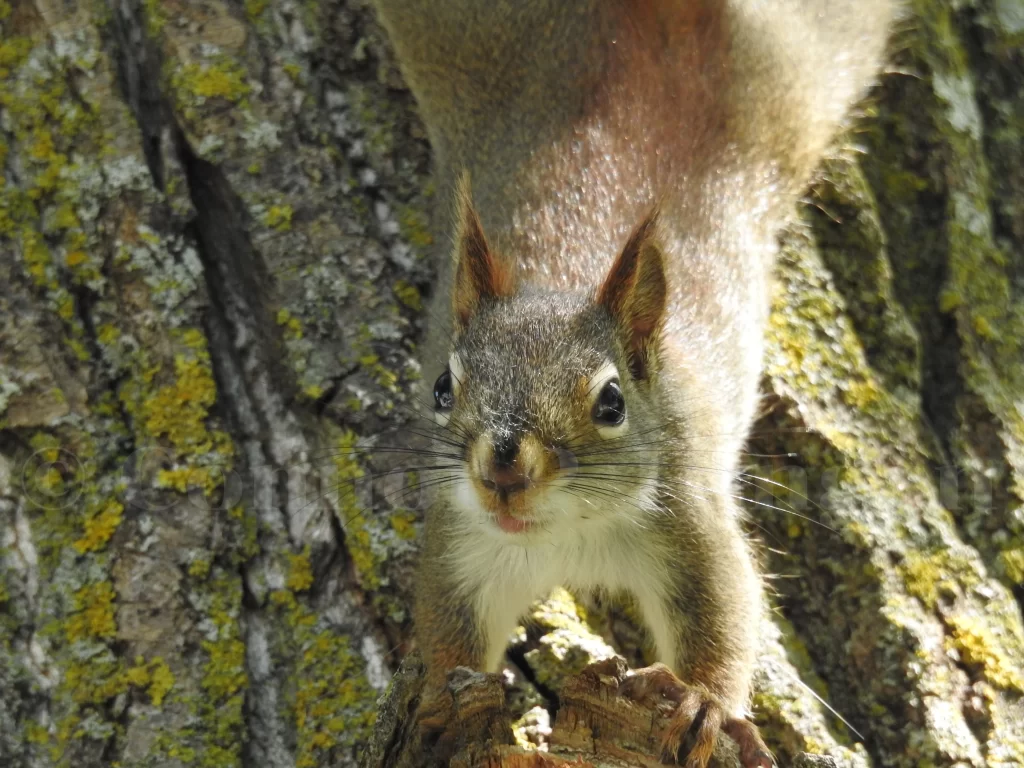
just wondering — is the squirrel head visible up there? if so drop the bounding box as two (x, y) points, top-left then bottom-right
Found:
(430, 178), (671, 537)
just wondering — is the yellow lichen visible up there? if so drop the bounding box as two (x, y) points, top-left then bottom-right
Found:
(244, 0), (269, 19)
(265, 204), (293, 232)
(900, 549), (980, 610)
(176, 61), (251, 103)
(998, 545), (1024, 585)
(276, 307), (303, 339)
(393, 280), (422, 311)
(66, 581), (117, 643)
(286, 550), (314, 593)
(189, 558), (212, 579)
(147, 657), (175, 706)
(302, 384), (324, 400)
(73, 500), (123, 554)
(389, 509), (417, 540)
(157, 465), (220, 495)
(202, 636), (247, 700)
(96, 323), (119, 345)
(332, 430), (378, 587)
(273, 594), (376, 767)
(398, 205), (432, 248)
(143, 354), (219, 452)
(187, 573), (247, 767)
(948, 614), (1024, 693)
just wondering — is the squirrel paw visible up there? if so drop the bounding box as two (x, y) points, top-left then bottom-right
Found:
(618, 663), (773, 768)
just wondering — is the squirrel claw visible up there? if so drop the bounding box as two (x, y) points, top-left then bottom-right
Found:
(619, 664), (774, 768)
(722, 717), (775, 768)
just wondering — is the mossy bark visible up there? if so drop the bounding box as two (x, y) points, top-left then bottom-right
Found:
(0, 1), (1021, 767)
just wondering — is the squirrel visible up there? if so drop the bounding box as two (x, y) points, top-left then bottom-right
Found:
(370, 1), (895, 765)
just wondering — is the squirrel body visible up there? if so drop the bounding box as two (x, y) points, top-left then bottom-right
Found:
(371, 1), (895, 763)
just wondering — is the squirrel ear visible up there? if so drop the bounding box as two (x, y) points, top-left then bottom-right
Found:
(597, 211), (667, 379)
(451, 175), (515, 328)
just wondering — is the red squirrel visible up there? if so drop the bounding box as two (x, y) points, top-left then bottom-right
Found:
(370, 1), (895, 764)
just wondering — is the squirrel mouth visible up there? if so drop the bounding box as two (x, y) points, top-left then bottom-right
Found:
(478, 483), (536, 533)
(493, 511), (534, 534)
(474, 481), (537, 533)
(475, 466), (538, 533)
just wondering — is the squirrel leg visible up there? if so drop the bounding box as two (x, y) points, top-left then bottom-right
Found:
(414, 576), (483, 739)
(413, 518), (486, 742)
(623, 523), (773, 768)
(414, 513), (530, 741)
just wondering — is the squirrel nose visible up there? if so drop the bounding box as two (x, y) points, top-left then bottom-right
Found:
(482, 437), (530, 500)
(481, 467), (530, 500)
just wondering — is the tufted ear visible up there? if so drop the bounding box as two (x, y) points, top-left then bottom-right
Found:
(597, 211), (668, 379)
(451, 174), (515, 329)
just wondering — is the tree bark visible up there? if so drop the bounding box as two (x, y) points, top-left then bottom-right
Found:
(0, 1), (1022, 768)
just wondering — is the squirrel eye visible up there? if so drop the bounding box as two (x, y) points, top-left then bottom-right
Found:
(434, 368), (454, 411)
(593, 379), (625, 426)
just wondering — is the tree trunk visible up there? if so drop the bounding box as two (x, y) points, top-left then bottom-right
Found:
(0, 1), (1021, 767)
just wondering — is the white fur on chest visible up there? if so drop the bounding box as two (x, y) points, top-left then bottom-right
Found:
(445, 477), (673, 672)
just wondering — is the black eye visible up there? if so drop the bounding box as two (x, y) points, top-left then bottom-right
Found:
(434, 368), (454, 411)
(593, 379), (625, 426)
